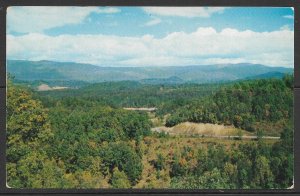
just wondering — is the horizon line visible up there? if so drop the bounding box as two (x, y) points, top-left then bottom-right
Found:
(6, 59), (294, 69)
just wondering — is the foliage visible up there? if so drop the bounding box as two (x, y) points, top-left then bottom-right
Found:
(7, 79), (57, 187)
(6, 76), (294, 189)
(111, 167), (131, 188)
(100, 141), (143, 185)
(166, 76), (293, 136)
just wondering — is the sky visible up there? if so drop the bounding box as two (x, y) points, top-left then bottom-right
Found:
(6, 6), (294, 67)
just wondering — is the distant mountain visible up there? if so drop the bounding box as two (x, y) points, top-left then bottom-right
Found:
(245, 71), (288, 80)
(7, 60), (293, 84)
(140, 76), (184, 85)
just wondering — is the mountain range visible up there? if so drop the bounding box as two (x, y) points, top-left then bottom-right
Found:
(7, 60), (293, 84)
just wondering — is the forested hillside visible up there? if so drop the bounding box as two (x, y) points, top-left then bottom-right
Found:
(165, 75), (293, 136)
(6, 75), (294, 189)
(7, 78), (152, 188)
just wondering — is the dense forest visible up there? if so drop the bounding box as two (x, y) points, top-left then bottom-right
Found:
(7, 75), (293, 189)
(165, 75), (293, 136)
(35, 81), (223, 108)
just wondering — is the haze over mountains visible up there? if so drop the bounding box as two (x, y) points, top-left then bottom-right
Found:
(7, 60), (293, 84)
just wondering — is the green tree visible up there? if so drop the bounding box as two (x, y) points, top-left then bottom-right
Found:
(7, 79), (55, 188)
(100, 142), (143, 185)
(154, 153), (166, 170)
(253, 155), (274, 188)
(111, 167), (131, 188)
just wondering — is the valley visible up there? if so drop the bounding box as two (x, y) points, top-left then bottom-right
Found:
(6, 61), (294, 189)
(5, 6), (295, 190)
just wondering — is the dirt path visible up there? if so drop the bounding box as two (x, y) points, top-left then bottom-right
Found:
(199, 135), (280, 140)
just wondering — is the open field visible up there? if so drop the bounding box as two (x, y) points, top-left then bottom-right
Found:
(151, 122), (281, 140)
(152, 122), (251, 136)
(37, 84), (69, 91)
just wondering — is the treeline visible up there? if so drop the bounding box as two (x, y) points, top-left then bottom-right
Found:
(37, 81), (223, 109)
(12, 77), (90, 89)
(165, 75), (293, 135)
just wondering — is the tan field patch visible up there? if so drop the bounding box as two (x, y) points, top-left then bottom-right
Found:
(37, 84), (69, 91)
(152, 122), (253, 137)
(37, 84), (52, 91)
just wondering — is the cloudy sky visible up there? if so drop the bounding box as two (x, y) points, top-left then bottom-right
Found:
(7, 6), (294, 67)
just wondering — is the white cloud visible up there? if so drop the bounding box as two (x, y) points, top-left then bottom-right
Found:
(202, 58), (247, 65)
(283, 15), (294, 19)
(145, 18), (162, 26)
(7, 6), (120, 33)
(280, 24), (291, 31)
(95, 7), (120, 14)
(7, 27), (294, 67)
(142, 7), (226, 18)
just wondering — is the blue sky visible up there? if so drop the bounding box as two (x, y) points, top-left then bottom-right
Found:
(7, 7), (294, 67)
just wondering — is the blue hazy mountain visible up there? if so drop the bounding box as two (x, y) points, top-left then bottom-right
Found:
(244, 71), (288, 80)
(7, 60), (293, 84)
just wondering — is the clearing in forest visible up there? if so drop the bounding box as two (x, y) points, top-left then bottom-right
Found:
(151, 122), (253, 137)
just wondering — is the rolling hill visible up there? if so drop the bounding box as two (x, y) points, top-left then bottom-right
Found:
(7, 60), (293, 84)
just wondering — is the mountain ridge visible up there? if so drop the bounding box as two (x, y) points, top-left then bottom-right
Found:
(7, 59), (293, 84)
